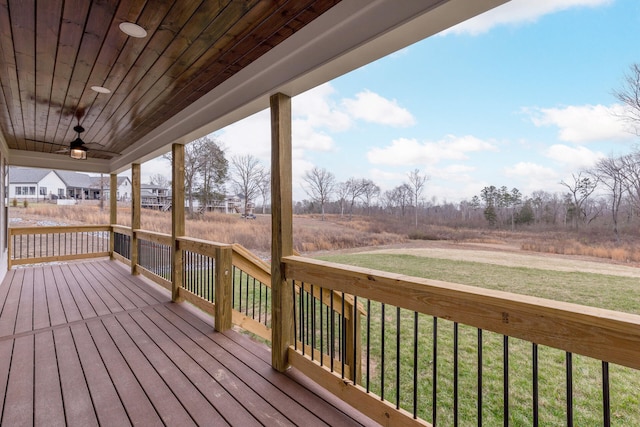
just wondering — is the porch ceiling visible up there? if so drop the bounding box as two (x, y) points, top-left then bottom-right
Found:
(0, 0), (508, 174)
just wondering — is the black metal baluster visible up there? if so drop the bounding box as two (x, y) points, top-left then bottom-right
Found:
(533, 343), (538, 427)
(433, 317), (438, 426)
(566, 352), (573, 427)
(602, 361), (610, 427)
(311, 284), (315, 361)
(319, 287), (323, 366)
(413, 311), (418, 419)
(478, 329), (483, 427)
(504, 335), (509, 427)
(341, 293), (345, 379)
(293, 281), (298, 351)
(454, 322), (459, 427)
(381, 303), (385, 401)
(366, 299), (371, 393)
(396, 306), (401, 409)
(330, 292), (335, 372)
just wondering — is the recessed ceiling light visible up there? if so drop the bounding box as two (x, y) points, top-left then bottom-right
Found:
(91, 86), (111, 94)
(119, 22), (147, 38)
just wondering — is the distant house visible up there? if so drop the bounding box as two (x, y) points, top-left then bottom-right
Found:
(9, 167), (133, 202)
(89, 176), (132, 201)
(8, 167), (67, 200)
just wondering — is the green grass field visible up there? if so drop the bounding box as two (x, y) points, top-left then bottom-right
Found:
(315, 253), (640, 426)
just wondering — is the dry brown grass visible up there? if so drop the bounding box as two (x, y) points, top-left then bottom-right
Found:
(12, 204), (406, 255)
(14, 204), (640, 263)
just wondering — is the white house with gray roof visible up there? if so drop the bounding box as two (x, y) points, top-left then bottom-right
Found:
(9, 167), (133, 201)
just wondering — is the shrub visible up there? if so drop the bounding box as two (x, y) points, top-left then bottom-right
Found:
(11, 199), (17, 207)
(22, 200), (28, 208)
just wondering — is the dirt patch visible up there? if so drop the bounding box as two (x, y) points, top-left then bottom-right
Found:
(351, 240), (640, 278)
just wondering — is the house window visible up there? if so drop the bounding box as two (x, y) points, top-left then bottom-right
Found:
(40, 187), (47, 196)
(29, 186), (36, 195)
(15, 187), (21, 195)
(58, 189), (64, 197)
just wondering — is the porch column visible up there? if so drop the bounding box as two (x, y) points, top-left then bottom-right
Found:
(270, 92), (293, 372)
(171, 143), (185, 302)
(109, 173), (117, 258)
(131, 163), (141, 275)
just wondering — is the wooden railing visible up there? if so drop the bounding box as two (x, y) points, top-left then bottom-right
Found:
(8, 225), (110, 268)
(283, 255), (640, 426)
(9, 224), (639, 425)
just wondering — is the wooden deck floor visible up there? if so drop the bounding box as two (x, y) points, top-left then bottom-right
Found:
(0, 259), (377, 426)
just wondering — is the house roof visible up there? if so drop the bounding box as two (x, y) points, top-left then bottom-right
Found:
(9, 166), (53, 184)
(1, 1), (508, 174)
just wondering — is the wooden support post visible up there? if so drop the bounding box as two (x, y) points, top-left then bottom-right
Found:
(270, 92), (294, 372)
(131, 163), (141, 275)
(171, 143), (185, 302)
(109, 173), (117, 258)
(214, 246), (232, 331)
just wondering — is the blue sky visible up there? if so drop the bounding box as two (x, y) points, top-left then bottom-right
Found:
(144, 0), (640, 203)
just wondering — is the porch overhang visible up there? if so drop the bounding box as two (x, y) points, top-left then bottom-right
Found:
(0, 0), (508, 172)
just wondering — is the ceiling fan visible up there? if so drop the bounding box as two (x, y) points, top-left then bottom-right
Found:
(53, 123), (121, 160)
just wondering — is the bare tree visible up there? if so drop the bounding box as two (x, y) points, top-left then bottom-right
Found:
(149, 173), (170, 188)
(257, 169), (270, 214)
(407, 169), (428, 227)
(345, 177), (367, 220)
(336, 182), (350, 217)
(360, 179), (380, 215)
(302, 167), (335, 220)
(592, 156), (626, 239)
(560, 172), (600, 228)
(230, 154), (264, 217)
(614, 63), (640, 135)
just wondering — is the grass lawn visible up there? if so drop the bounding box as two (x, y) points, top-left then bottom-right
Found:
(315, 253), (640, 426)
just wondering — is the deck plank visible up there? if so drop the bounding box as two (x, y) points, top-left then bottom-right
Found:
(131, 309), (264, 427)
(14, 267), (34, 334)
(34, 331), (65, 426)
(85, 319), (163, 426)
(145, 308), (296, 425)
(115, 314), (230, 426)
(101, 315), (197, 426)
(94, 260), (168, 306)
(0, 339), (14, 419)
(44, 265), (67, 326)
(87, 262), (138, 311)
(0, 269), (23, 335)
(70, 263), (125, 314)
(33, 266), (51, 329)
(65, 264), (110, 317)
(51, 265), (84, 323)
(164, 303), (371, 427)
(3, 335), (34, 425)
(54, 327), (99, 427)
(71, 323), (131, 426)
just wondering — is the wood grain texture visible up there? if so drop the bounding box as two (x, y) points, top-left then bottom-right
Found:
(270, 92), (293, 372)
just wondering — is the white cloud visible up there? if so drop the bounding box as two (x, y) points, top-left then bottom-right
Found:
(528, 104), (632, 143)
(342, 90), (415, 127)
(294, 84), (352, 132)
(367, 135), (498, 166)
(504, 162), (558, 179)
(545, 144), (605, 169)
(444, 0), (612, 36)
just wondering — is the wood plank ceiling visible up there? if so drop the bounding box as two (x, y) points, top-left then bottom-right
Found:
(0, 0), (340, 160)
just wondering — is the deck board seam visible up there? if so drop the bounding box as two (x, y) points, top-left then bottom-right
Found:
(0, 301), (173, 342)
